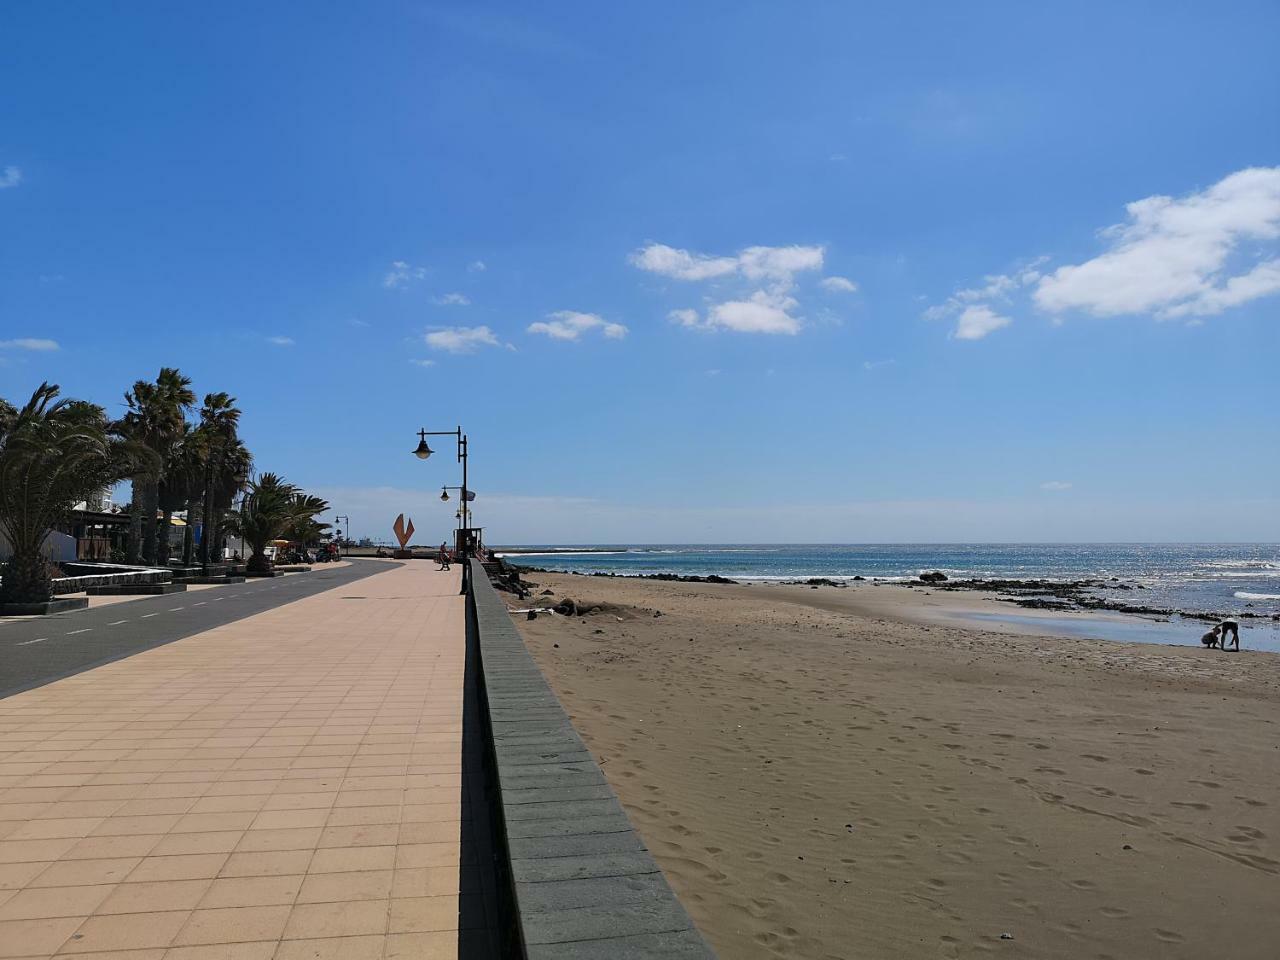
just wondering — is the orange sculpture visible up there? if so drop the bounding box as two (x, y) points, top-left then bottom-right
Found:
(392, 513), (415, 549)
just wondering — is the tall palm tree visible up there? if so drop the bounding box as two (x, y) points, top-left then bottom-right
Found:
(196, 393), (242, 569)
(224, 474), (326, 574)
(157, 422), (203, 566)
(0, 383), (152, 603)
(121, 368), (195, 565)
(208, 439), (252, 564)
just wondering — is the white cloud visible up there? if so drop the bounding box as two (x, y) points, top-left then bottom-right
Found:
(707, 291), (801, 335)
(410, 358), (436, 368)
(1035, 167), (1280, 319)
(629, 244), (738, 281)
(433, 292), (471, 306)
(821, 276), (858, 293)
(383, 260), (428, 289)
(1040, 480), (1073, 491)
(266, 336), (294, 346)
(631, 242), (824, 284)
(349, 318), (369, 328)
(528, 311), (627, 341)
(467, 260), (486, 273)
(424, 325), (501, 353)
(0, 338), (59, 351)
(953, 305), (1011, 340)
(862, 359), (894, 370)
(667, 308), (701, 327)
(0, 167), (21, 189)
(634, 242), (825, 335)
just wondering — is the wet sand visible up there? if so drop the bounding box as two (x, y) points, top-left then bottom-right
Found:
(514, 573), (1280, 960)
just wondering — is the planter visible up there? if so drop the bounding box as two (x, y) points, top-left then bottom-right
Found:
(86, 584), (188, 596)
(1, 597), (90, 616)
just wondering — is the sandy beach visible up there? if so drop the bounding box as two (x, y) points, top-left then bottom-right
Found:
(511, 572), (1280, 959)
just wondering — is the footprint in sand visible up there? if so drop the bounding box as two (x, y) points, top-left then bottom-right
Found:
(1081, 754), (1110, 762)
(1238, 797), (1268, 807)
(1154, 929), (1185, 943)
(1171, 801), (1211, 811)
(1099, 906), (1130, 919)
(1189, 779), (1221, 789)
(766, 871), (792, 885)
(1134, 768), (1156, 776)
(1070, 878), (1096, 890)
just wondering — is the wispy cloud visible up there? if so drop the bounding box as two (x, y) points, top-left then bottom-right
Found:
(433, 292), (471, 306)
(0, 166), (21, 189)
(527, 311), (627, 342)
(0, 338), (59, 351)
(467, 260), (487, 273)
(266, 336), (295, 346)
(383, 260), (428, 289)
(821, 276), (858, 293)
(410, 358), (436, 368)
(349, 318), (370, 328)
(1040, 480), (1073, 491)
(424, 325), (501, 353)
(862, 358), (895, 371)
(927, 167), (1280, 340)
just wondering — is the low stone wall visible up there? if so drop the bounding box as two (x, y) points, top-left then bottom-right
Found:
(467, 559), (715, 959)
(51, 566), (172, 596)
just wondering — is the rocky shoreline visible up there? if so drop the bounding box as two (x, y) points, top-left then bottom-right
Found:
(506, 561), (1279, 624)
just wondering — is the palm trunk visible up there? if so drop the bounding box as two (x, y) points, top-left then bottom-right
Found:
(126, 475), (145, 564)
(141, 478), (160, 565)
(182, 496), (197, 566)
(200, 453), (218, 569)
(0, 545), (53, 604)
(157, 509), (174, 566)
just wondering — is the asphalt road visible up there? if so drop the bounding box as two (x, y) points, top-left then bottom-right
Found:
(0, 559), (399, 699)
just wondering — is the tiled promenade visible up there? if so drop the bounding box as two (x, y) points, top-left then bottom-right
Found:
(0, 562), (487, 959)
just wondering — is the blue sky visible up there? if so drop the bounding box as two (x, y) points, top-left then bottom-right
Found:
(2, 2), (1278, 543)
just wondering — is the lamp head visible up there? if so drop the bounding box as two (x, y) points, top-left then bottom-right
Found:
(413, 438), (434, 460)
(440, 489), (450, 502)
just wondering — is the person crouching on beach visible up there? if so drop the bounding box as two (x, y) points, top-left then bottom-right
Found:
(1219, 618), (1240, 651)
(1201, 626), (1221, 649)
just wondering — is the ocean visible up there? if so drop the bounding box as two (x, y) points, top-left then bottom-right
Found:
(498, 543), (1280, 622)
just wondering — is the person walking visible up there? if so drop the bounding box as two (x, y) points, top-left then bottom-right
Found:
(438, 541), (451, 571)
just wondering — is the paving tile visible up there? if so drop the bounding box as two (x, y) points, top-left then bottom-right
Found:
(163, 943), (277, 959)
(382, 931), (456, 960)
(272, 934), (385, 960)
(150, 832), (243, 857)
(172, 905), (292, 946)
(96, 878), (214, 914)
(0, 915), (85, 957)
(0, 882), (113, 919)
(198, 874), (304, 909)
(387, 895), (458, 934)
(390, 867), (462, 900)
(233, 828), (321, 854)
(295, 870), (392, 904)
(306, 846), (395, 874)
(128, 854), (229, 883)
(28, 856), (139, 888)
(219, 851), (313, 878)
(281, 900), (388, 940)
(61, 909), (191, 953)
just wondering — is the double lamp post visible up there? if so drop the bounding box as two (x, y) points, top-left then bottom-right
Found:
(412, 426), (476, 558)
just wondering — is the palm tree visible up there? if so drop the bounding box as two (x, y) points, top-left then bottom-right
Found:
(208, 439), (252, 563)
(224, 474), (327, 574)
(120, 368), (195, 565)
(196, 393), (242, 570)
(0, 383), (153, 603)
(283, 493), (333, 547)
(157, 422), (203, 566)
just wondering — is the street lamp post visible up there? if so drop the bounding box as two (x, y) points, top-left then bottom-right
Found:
(412, 426), (471, 555)
(333, 515), (349, 557)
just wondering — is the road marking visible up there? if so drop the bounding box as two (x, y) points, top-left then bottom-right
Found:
(169, 607), (185, 612)
(193, 601), (206, 606)
(17, 638), (46, 645)
(141, 613), (158, 619)
(108, 620), (128, 626)
(212, 597), (225, 601)
(65, 628), (91, 635)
